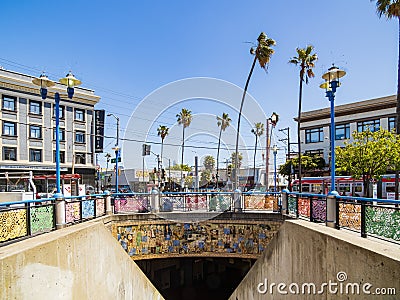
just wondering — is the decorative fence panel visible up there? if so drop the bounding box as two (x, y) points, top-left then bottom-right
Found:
(0, 208), (27, 242)
(30, 204), (54, 234)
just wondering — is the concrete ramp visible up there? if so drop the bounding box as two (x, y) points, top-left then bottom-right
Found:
(0, 220), (164, 300)
(230, 220), (400, 300)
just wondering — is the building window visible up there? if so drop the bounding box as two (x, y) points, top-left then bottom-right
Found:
(29, 101), (42, 115)
(3, 121), (17, 136)
(389, 117), (396, 132)
(335, 123), (350, 140)
(53, 105), (65, 119)
(29, 149), (42, 162)
(305, 127), (324, 143)
(75, 153), (86, 164)
(53, 128), (65, 141)
(3, 147), (17, 161)
(305, 149), (324, 157)
(74, 109), (85, 121)
(357, 119), (380, 132)
(53, 151), (65, 163)
(2, 96), (16, 111)
(30, 125), (42, 139)
(75, 131), (85, 143)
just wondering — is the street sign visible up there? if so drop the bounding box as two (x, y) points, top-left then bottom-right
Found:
(111, 157), (121, 163)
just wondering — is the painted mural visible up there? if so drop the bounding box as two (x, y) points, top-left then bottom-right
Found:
(114, 221), (281, 259)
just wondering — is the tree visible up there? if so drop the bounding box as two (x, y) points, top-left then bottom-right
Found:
(279, 155), (326, 177)
(234, 32), (276, 189)
(203, 155), (215, 171)
(157, 125), (169, 167)
(170, 164), (191, 171)
(289, 45), (318, 192)
(200, 169), (212, 186)
(176, 108), (192, 187)
(371, 0), (400, 198)
(251, 122), (264, 185)
(336, 129), (397, 197)
(231, 152), (243, 169)
(216, 113), (231, 184)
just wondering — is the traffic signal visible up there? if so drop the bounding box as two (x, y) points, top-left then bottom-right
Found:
(142, 144), (151, 156)
(161, 169), (166, 180)
(227, 165), (232, 177)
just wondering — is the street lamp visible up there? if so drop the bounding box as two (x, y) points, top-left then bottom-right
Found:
(32, 72), (81, 195)
(320, 65), (346, 192)
(272, 144), (278, 192)
(107, 113), (120, 193)
(266, 112), (278, 190)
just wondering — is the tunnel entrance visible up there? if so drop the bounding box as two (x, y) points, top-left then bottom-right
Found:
(136, 257), (256, 300)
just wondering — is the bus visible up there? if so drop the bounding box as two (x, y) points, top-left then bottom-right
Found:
(292, 175), (399, 198)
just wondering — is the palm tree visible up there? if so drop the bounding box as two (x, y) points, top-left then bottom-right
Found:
(289, 45), (317, 192)
(216, 113), (231, 187)
(371, 0), (400, 199)
(251, 122), (265, 187)
(176, 108), (192, 186)
(157, 125), (169, 168)
(234, 32), (276, 189)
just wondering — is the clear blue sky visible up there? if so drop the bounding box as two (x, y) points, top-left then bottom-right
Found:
(0, 0), (397, 169)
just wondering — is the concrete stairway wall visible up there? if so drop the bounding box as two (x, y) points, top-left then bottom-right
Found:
(0, 219), (164, 300)
(229, 220), (400, 300)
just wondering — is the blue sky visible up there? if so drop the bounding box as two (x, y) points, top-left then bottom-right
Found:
(0, 0), (397, 169)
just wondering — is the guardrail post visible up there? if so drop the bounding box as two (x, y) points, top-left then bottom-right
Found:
(54, 193), (66, 229)
(281, 189), (289, 215)
(151, 189), (159, 213)
(233, 189), (242, 212)
(361, 202), (367, 238)
(326, 191), (338, 228)
(105, 190), (112, 215)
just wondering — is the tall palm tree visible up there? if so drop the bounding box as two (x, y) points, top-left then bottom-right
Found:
(289, 45), (317, 192)
(234, 32), (276, 189)
(216, 113), (231, 187)
(176, 108), (192, 186)
(251, 122), (264, 187)
(157, 125), (169, 168)
(371, 0), (400, 199)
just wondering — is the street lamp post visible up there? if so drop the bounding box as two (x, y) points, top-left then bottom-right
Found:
(251, 128), (258, 188)
(272, 144), (278, 192)
(265, 112), (278, 190)
(107, 113), (120, 193)
(33, 72), (81, 195)
(320, 65), (346, 192)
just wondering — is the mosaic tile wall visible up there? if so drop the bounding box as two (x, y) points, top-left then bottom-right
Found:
(114, 221), (281, 259)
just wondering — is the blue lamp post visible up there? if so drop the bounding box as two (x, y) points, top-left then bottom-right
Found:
(320, 66), (346, 192)
(33, 72), (81, 196)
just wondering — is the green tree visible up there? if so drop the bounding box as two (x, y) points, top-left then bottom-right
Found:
(203, 155), (215, 171)
(234, 32), (276, 188)
(289, 45), (318, 192)
(216, 113), (231, 183)
(176, 108), (192, 186)
(170, 164), (191, 171)
(251, 122), (264, 184)
(279, 155), (324, 177)
(200, 169), (212, 186)
(231, 152), (243, 169)
(157, 125), (169, 168)
(336, 129), (397, 197)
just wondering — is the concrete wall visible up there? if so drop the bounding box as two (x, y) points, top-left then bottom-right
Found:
(229, 220), (400, 300)
(0, 219), (164, 300)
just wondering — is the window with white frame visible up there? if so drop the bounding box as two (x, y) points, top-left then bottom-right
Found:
(2, 95), (16, 111)
(29, 100), (42, 115)
(3, 121), (16, 136)
(30, 125), (42, 139)
(74, 108), (85, 121)
(3, 147), (16, 161)
(53, 128), (65, 141)
(75, 131), (85, 143)
(29, 149), (42, 162)
(53, 150), (65, 163)
(74, 153), (86, 164)
(52, 105), (65, 119)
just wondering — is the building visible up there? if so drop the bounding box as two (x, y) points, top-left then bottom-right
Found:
(0, 68), (101, 190)
(299, 94), (396, 163)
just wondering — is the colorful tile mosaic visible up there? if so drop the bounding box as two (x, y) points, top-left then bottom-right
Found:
(366, 206), (400, 241)
(298, 197), (310, 218)
(114, 196), (149, 213)
(115, 221), (280, 259)
(339, 203), (361, 230)
(0, 209), (27, 242)
(30, 205), (54, 234)
(66, 202), (80, 223)
(96, 198), (105, 216)
(244, 195), (277, 210)
(312, 199), (326, 222)
(288, 195), (297, 216)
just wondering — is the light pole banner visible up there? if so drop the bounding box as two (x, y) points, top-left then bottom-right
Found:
(95, 109), (105, 153)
